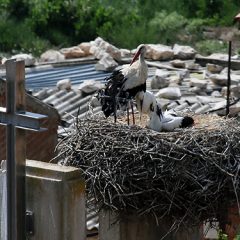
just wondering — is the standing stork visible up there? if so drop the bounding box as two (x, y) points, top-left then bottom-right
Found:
(99, 44), (148, 123)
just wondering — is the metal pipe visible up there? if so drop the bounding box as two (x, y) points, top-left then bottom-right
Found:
(226, 41), (232, 116)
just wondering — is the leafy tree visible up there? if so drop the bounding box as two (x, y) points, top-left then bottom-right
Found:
(0, 0), (239, 55)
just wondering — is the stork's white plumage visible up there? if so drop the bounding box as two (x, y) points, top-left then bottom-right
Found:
(99, 44), (148, 118)
(147, 103), (163, 132)
(135, 90), (157, 120)
(162, 111), (191, 131)
(121, 44), (148, 91)
(147, 103), (194, 132)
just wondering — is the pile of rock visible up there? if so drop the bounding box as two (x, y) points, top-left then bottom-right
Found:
(147, 57), (240, 116)
(38, 37), (197, 71)
(1, 37), (198, 71)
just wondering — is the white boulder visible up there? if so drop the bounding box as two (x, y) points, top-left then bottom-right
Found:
(78, 80), (104, 94)
(89, 46), (106, 59)
(0, 57), (8, 65)
(146, 44), (174, 61)
(188, 86), (202, 94)
(206, 63), (223, 74)
(151, 69), (170, 89)
(95, 53), (118, 72)
(190, 78), (208, 89)
(78, 42), (92, 56)
(173, 44), (197, 59)
(209, 74), (239, 86)
(208, 53), (228, 60)
(177, 69), (190, 80)
(56, 79), (71, 91)
(221, 85), (240, 98)
(90, 37), (121, 61)
(186, 63), (200, 70)
(11, 53), (36, 66)
(170, 59), (186, 68)
(40, 50), (65, 62)
(211, 91), (222, 97)
(156, 87), (181, 100)
(60, 46), (86, 59)
(120, 49), (131, 58)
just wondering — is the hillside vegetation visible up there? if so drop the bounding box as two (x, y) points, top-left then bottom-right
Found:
(0, 0), (239, 56)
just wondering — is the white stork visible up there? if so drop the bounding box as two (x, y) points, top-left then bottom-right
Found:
(147, 103), (163, 132)
(147, 102), (194, 132)
(135, 90), (157, 121)
(161, 110), (194, 131)
(99, 44), (148, 122)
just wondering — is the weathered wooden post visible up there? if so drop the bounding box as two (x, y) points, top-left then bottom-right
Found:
(0, 59), (47, 239)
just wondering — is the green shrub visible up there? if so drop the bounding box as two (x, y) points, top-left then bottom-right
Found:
(218, 229), (228, 240)
(0, 14), (51, 56)
(149, 11), (188, 44)
(107, 20), (156, 49)
(195, 40), (228, 56)
(0, 0), (239, 55)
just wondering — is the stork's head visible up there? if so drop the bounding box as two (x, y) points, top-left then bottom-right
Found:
(130, 44), (146, 66)
(148, 101), (162, 121)
(156, 103), (163, 120)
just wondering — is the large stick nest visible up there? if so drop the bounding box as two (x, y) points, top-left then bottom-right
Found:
(57, 114), (240, 227)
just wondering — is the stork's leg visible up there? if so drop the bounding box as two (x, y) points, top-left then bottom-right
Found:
(114, 96), (117, 123)
(139, 99), (143, 124)
(130, 100), (135, 125)
(127, 102), (130, 125)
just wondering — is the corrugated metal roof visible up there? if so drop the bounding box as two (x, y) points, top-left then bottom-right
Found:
(25, 64), (110, 91)
(28, 64), (158, 123)
(27, 63), (232, 130)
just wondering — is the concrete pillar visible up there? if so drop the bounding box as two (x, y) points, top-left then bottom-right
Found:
(26, 160), (86, 240)
(99, 210), (202, 240)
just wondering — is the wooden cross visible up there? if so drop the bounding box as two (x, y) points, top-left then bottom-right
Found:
(0, 59), (47, 240)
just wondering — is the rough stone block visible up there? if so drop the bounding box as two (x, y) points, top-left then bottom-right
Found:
(26, 160), (85, 240)
(99, 210), (202, 240)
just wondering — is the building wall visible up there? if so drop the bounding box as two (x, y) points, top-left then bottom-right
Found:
(0, 79), (60, 162)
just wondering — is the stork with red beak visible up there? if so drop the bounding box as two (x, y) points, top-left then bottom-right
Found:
(99, 44), (148, 122)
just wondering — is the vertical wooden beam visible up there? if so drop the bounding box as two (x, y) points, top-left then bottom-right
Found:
(15, 60), (26, 240)
(6, 59), (26, 240)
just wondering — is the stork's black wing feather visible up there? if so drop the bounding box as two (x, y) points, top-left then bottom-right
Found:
(98, 70), (127, 117)
(98, 69), (146, 117)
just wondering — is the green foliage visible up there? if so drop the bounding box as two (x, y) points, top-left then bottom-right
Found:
(0, 0), (239, 55)
(218, 229), (228, 240)
(0, 13), (51, 56)
(149, 11), (188, 44)
(195, 40), (228, 56)
(234, 235), (240, 240)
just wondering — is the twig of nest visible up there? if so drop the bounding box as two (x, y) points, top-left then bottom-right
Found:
(57, 113), (240, 230)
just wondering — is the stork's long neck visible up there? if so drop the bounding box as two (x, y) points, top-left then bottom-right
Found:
(139, 53), (148, 85)
(147, 111), (162, 132)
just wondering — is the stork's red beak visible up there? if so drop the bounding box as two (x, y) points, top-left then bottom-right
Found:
(130, 50), (140, 66)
